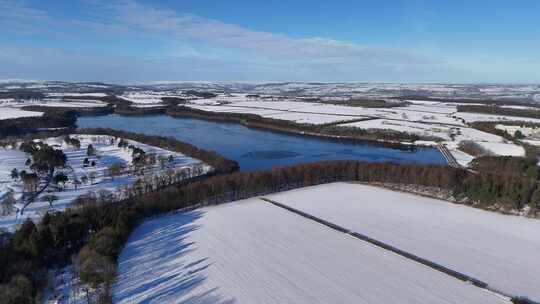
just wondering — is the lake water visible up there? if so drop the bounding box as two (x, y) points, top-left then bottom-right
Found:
(78, 115), (447, 171)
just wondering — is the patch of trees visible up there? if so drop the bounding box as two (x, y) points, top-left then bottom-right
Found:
(457, 105), (540, 119)
(76, 128), (239, 174)
(458, 140), (491, 157)
(16, 142), (68, 212)
(184, 90), (217, 98)
(471, 156), (539, 180)
(21, 105), (114, 117)
(63, 135), (81, 149)
(167, 106), (442, 146)
(19, 141), (67, 177)
(113, 104), (166, 116)
(0, 90), (45, 100)
(0, 109), (77, 137)
(161, 97), (186, 106)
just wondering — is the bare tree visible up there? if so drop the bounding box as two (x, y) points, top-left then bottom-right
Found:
(1, 191), (16, 215)
(73, 178), (81, 189)
(89, 172), (98, 185)
(41, 194), (59, 207)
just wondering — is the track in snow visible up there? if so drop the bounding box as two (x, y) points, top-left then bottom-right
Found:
(260, 197), (514, 302)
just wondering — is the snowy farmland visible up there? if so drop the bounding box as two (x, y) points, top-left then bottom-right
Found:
(114, 198), (509, 304)
(0, 134), (209, 231)
(266, 182), (540, 302)
(0, 107), (43, 120)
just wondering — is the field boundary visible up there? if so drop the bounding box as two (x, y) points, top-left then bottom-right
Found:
(259, 197), (533, 304)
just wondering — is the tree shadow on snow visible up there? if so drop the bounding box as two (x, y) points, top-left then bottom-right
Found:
(113, 210), (236, 304)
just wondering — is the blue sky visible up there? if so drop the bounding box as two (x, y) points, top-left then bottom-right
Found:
(1, 0), (539, 83)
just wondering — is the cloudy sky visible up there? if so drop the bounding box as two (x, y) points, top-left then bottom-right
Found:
(1, 0), (539, 83)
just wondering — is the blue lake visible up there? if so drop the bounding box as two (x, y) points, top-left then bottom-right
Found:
(78, 114), (447, 171)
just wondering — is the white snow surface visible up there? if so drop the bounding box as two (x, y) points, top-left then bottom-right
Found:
(31, 100), (107, 108)
(46, 92), (108, 97)
(114, 198), (509, 304)
(267, 182), (540, 301)
(476, 142), (526, 156)
(0, 107), (43, 120)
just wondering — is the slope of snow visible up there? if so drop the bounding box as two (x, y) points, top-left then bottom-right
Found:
(267, 182), (540, 301)
(29, 101), (107, 108)
(447, 148), (474, 166)
(46, 93), (108, 97)
(0, 107), (43, 120)
(114, 198), (508, 304)
(476, 142), (526, 156)
(261, 111), (359, 124)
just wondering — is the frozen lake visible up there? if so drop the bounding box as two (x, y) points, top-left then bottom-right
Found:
(78, 114), (446, 171)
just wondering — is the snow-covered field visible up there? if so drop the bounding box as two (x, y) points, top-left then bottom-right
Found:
(266, 182), (540, 302)
(342, 119), (453, 140)
(476, 142), (526, 156)
(46, 92), (108, 98)
(27, 100), (107, 108)
(119, 92), (165, 104)
(0, 107), (43, 120)
(454, 112), (540, 124)
(185, 96), (528, 163)
(119, 91), (186, 105)
(0, 135), (209, 231)
(114, 197), (509, 304)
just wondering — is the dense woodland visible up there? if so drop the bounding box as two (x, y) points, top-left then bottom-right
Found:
(0, 90), (45, 100)
(1, 159), (539, 303)
(113, 104), (167, 115)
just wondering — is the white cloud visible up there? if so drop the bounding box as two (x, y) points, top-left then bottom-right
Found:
(101, 0), (439, 67)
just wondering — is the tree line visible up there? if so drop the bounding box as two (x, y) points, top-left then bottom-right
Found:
(0, 109), (77, 137)
(457, 105), (540, 119)
(2, 159), (540, 303)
